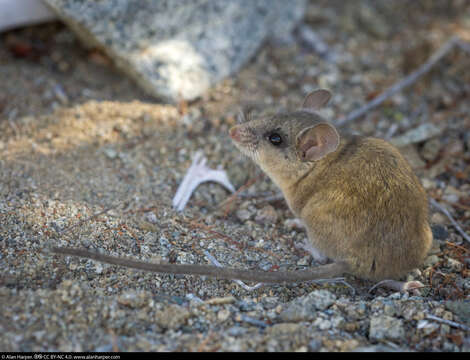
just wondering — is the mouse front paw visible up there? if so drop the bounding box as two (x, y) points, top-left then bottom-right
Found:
(296, 238), (329, 264)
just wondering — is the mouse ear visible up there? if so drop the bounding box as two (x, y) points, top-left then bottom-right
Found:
(301, 89), (332, 111)
(296, 123), (340, 162)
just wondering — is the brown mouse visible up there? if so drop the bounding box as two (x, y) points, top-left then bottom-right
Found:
(230, 89), (432, 282)
(51, 89), (432, 289)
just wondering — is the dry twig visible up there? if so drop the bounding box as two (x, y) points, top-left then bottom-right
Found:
(426, 314), (470, 332)
(218, 175), (260, 216)
(337, 36), (469, 127)
(430, 198), (470, 244)
(59, 203), (121, 235)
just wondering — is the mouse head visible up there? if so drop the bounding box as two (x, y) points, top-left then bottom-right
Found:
(229, 89), (340, 187)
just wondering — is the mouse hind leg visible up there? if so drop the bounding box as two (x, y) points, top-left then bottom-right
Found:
(368, 279), (425, 295)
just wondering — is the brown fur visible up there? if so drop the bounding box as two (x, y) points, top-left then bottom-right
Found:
(230, 91), (432, 281)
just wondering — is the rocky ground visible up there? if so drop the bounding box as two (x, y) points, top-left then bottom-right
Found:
(0, 0), (469, 352)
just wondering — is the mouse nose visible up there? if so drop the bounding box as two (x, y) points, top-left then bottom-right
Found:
(229, 126), (241, 142)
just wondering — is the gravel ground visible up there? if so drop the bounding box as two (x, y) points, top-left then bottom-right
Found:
(0, 0), (469, 352)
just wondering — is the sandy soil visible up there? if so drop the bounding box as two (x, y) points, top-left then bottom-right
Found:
(0, 0), (469, 352)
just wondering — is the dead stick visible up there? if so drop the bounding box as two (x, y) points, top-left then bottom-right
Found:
(336, 36), (464, 127)
(426, 314), (470, 332)
(219, 176), (259, 215)
(59, 204), (120, 235)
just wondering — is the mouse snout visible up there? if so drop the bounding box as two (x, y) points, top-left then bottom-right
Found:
(229, 126), (241, 142)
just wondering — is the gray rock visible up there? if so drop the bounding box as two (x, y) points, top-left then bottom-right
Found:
(421, 138), (441, 161)
(428, 239), (441, 255)
(446, 258), (463, 272)
(154, 304), (190, 330)
(44, 0), (306, 102)
(390, 123), (442, 147)
(254, 205), (278, 225)
(308, 338), (322, 352)
(266, 323), (303, 336)
(280, 289), (336, 322)
(369, 315), (405, 341)
(227, 326), (247, 337)
(236, 208), (252, 222)
(313, 317), (331, 330)
(417, 319), (440, 336)
(397, 145), (426, 170)
(424, 254), (440, 267)
(117, 290), (148, 308)
(102, 147), (118, 159)
(445, 301), (470, 325)
(145, 211), (158, 224)
(261, 296), (280, 310)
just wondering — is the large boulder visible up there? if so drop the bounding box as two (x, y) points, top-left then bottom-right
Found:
(44, 0), (306, 102)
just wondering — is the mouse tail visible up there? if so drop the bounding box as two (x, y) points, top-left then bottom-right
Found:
(50, 246), (348, 284)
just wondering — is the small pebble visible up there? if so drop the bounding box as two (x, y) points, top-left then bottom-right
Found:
(424, 255), (440, 267)
(431, 212), (447, 225)
(217, 309), (231, 322)
(421, 138), (441, 161)
(369, 315), (405, 341)
(145, 212), (158, 224)
(206, 296), (236, 305)
(154, 304), (190, 330)
(254, 205), (278, 225)
(446, 258), (463, 271)
(236, 208), (252, 222)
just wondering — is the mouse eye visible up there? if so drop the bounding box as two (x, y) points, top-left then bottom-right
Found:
(268, 133), (283, 146)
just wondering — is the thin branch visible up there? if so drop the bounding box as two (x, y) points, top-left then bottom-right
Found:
(430, 198), (470, 244)
(298, 24), (338, 62)
(59, 203), (121, 235)
(238, 315), (268, 328)
(337, 36), (466, 127)
(218, 176), (260, 216)
(261, 193), (285, 203)
(426, 314), (470, 332)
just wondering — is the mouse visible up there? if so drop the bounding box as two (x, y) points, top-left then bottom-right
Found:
(51, 89), (432, 291)
(229, 89), (432, 284)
